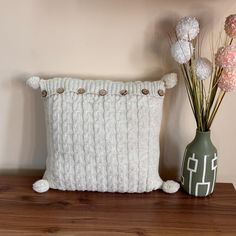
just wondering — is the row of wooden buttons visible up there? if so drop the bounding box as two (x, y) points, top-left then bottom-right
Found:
(41, 88), (165, 97)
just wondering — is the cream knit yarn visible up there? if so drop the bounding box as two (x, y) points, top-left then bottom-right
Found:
(28, 75), (179, 194)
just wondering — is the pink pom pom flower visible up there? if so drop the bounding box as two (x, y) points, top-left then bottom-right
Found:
(225, 14), (236, 38)
(215, 45), (236, 68)
(218, 68), (236, 92)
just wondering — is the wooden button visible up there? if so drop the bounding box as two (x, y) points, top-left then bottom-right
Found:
(141, 89), (149, 95)
(158, 89), (165, 96)
(77, 88), (86, 94)
(99, 89), (107, 96)
(120, 89), (128, 96)
(41, 90), (47, 97)
(57, 88), (64, 94)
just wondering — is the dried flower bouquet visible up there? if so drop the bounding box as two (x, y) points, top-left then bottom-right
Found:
(170, 15), (236, 131)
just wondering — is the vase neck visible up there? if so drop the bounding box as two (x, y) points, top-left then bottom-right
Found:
(193, 130), (211, 142)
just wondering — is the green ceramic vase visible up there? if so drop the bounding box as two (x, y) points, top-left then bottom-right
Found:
(181, 130), (217, 197)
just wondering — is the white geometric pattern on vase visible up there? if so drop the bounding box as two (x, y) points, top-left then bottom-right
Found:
(187, 154), (198, 172)
(181, 176), (184, 185)
(195, 155), (211, 196)
(183, 152), (217, 196)
(211, 153), (218, 193)
(186, 153), (198, 194)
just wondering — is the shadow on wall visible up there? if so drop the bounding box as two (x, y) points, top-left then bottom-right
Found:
(2, 74), (47, 174)
(142, 16), (185, 181)
(23, 76), (47, 169)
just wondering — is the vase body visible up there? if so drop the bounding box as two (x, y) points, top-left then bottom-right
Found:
(181, 130), (217, 197)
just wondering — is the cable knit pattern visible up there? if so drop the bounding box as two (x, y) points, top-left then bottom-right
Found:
(33, 77), (170, 193)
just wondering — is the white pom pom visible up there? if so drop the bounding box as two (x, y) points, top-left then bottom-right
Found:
(33, 179), (49, 193)
(195, 57), (212, 80)
(26, 76), (40, 89)
(162, 180), (180, 194)
(176, 16), (200, 41)
(171, 40), (194, 64)
(161, 73), (178, 89)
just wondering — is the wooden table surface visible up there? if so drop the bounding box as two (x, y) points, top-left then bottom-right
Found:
(0, 176), (235, 236)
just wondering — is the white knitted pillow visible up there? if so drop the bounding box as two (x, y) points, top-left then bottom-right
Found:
(27, 75), (179, 193)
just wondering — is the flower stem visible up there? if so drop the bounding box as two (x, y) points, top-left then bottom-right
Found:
(207, 90), (225, 129)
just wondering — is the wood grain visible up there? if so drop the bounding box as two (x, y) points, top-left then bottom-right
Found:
(0, 176), (235, 236)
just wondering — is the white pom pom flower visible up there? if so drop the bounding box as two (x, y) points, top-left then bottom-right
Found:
(161, 73), (178, 89)
(195, 57), (213, 80)
(176, 16), (200, 41)
(171, 40), (194, 64)
(33, 179), (50, 193)
(26, 76), (40, 90)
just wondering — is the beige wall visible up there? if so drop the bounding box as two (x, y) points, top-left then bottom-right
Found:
(0, 0), (235, 187)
